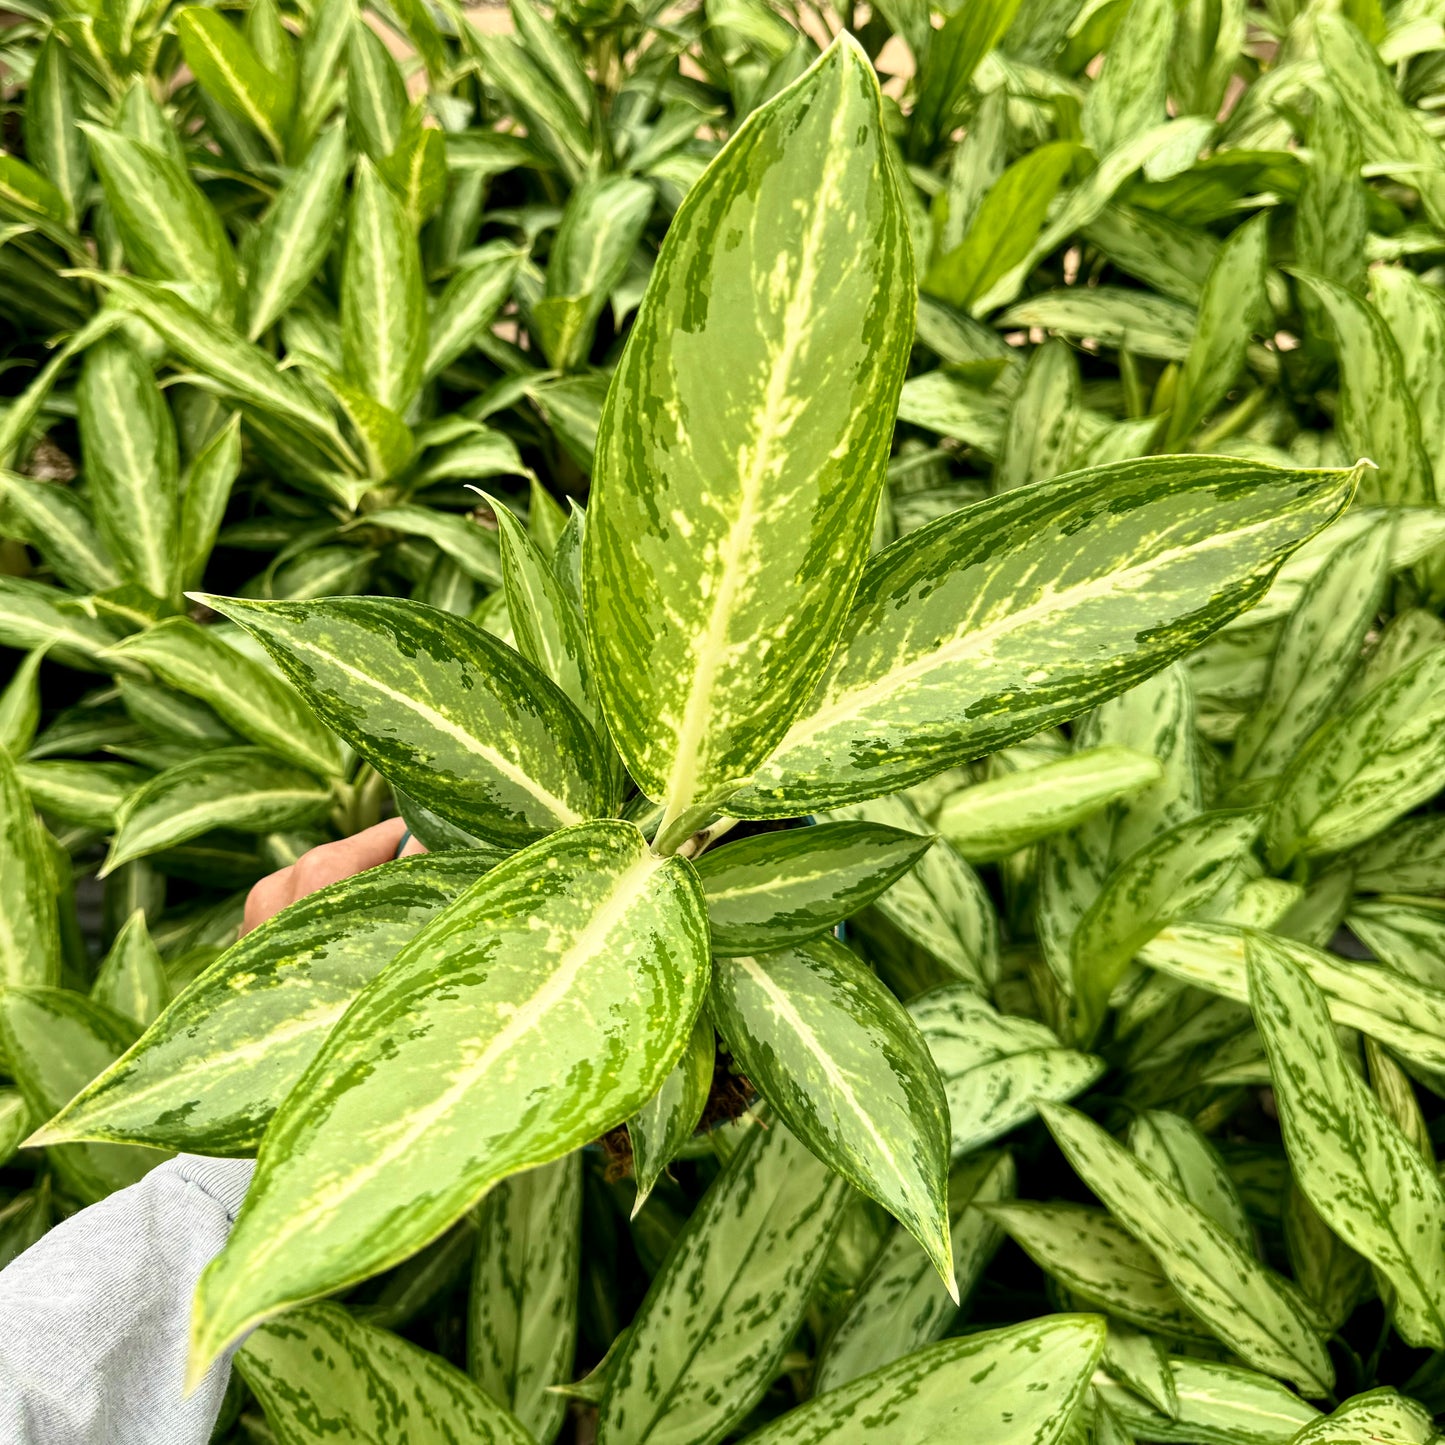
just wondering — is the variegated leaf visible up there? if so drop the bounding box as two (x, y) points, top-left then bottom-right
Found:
(586, 37), (914, 842)
(709, 935), (954, 1292)
(1247, 932), (1445, 1349)
(31, 854), (494, 1154)
(694, 821), (933, 955)
(468, 1155), (581, 1445)
(1, 745), (63, 987)
(626, 1018), (714, 1213)
(598, 1115), (851, 1445)
(426, 242), (524, 380)
(733, 458), (1355, 816)
(1290, 1390), (1438, 1445)
(90, 909), (170, 1030)
(237, 1301), (534, 1444)
(190, 820), (708, 1377)
(1127, 1111), (1252, 1252)
(195, 594), (614, 847)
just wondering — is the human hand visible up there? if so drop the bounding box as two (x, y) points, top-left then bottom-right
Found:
(241, 817), (427, 935)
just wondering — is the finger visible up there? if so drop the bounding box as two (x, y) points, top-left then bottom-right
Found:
(287, 818), (409, 902)
(242, 868), (297, 937)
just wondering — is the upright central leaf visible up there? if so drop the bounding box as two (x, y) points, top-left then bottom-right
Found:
(585, 35), (914, 837)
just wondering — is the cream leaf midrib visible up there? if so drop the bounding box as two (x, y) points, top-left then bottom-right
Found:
(278, 631), (583, 826)
(229, 847), (666, 1274)
(771, 513), (1287, 760)
(661, 72), (855, 815)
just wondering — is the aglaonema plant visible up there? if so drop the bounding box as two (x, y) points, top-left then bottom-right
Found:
(24, 35), (1359, 1397)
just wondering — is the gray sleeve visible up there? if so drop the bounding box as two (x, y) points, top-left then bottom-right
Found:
(0, 1154), (255, 1445)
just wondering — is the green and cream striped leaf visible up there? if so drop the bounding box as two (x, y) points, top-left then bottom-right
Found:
(76, 333), (180, 601)
(30, 854), (494, 1154)
(994, 339), (1082, 492)
(626, 1018), (713, 1214)
(1371, 267), (1445, 482)
(246, 126), (350, 340)
(468, 1155), (582, 1445)
(0, 649), (42, 755)
(190, 820), (709, 1377)
(179, 413), (243, 591)
(935, 748), (1164, 862)
(1139, 923), (1445, 1075)
(1349, 816), (1445, 894)
(709, 936), (954, 1292)
(1247, 933), (1445, 1349)
(740, 1316), (1104, 1445)
(980, 1201), (1210, 1337)
(1348, 897), (1445, 990)
(0, 472), (119, 594)
(359, 506), (502, 585)
(0, 576), (122, 670)
(1101, 1321), (1177, 1420)
(0, 1090), (28, 1169)
(17, 760), (144, 830)
(1231, 521), (1390, 785)
(585, 37), (914, 837)
(0, 745), (61, 987)
(1290, 1390), (1439, 1445)
(694, 821), (933, 955)
(1267, 647), (1445, 865)
(175, 6), (291, 159)
(346, 18), (408, 161)
(1127, 1111), (1252, 1252)
(597, 1115), (851, 1445)
(910, 986), (1103, 1159)
(828, 794), (998, 988)
(1040, 1102), (1333, 1393)
(815, 1150), (1014, 1394)
(196, 594), (614, 847)
(1095, 1360), (1321, 1445)
(342, 159), (427, 415)
(82, 127), (237, 316)
(426, 242), (524, 380)
(237, 1302), (534, 1445)
(733, 458), (1355, 817)
(90, 909), (170, 1031)
(0, 987), (160, 1204)
(24, 36), (89, 225)
(1072, 809), (1261, 1039)
(107, 618), (341, 778)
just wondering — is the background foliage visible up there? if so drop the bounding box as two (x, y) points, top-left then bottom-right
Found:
(3, 0), (1445, 1441)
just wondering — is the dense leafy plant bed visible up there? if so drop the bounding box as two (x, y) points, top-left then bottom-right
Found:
(3, 0), (1445, 1441)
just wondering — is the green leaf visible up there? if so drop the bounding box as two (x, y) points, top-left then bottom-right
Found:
(1095, 1359), (1321, 1445)
(586, 37), (914, 837)
(534, 177), (653, 371)
(994, 339), (1081, 491)
(741, 1315), (1104, 1445)
(694, 821), (933, 955)
(0, 1089), (28, 1169)
(999, 288), (1196, 359)
(1, 987), (160, 1203)
(1101, 1321), (1177, 1420)
(1350, 816), (1445, 894)
(33, 854), (494, 1154)
(1247, 931), (1445, 1349)
(626, 1018), (714, 1214)
(246, 125), (350, 340)
(237, 1301), (534, 1444)
(377, 114), (448, 231)
(107, 617), (342, 778)
(0, 744), (61, 987)
(1084, 0), (1175, 156)
(195, 594), (614, 847)
(1072, 808), (1260, 1037)
(101, 748), (332, 876)
(936, 748), (1164, 862)
(90, 908), (169, 1030)
(709, 935), (954, 1292)
(0, 576), (122, 670)
(342, 158), (427, 415)
(175, 6), (291, 159)
(910, 0), (1028, 157)
(179, 412), (243, 591)
(426, 242), (524, 379)
(1294, 92), (1366, 308)
(1127, 1110), (1252, 1252)
(1166, 214), (1268, 448)
(1231, 521), (1390, 785)
(1291, 1390), (1438, 1445)
(190, 819), (708, 1376)
(0, 152), (70, 233)
(925, 143), (1080, 313)
(83, 126), (237, 315)
(361, 505), (502, 585)
(1349, 898), (1445, 990)
(832, 793), (998, 987)
(981, 1201), (1210, 1337)
(346, 17), (409, 161)
(1371, 268), (1445, 483)
(598, 1116), (851, 1445)
(0, 471), (120, 594)
(732, 458), (1354, 816)
(1292, 273), (1433, 506)
(910, 986), (1103, 1159)
(25, 35), (89, 226)
(0, 648), (43, 755)
(468, 1155), (581, 1444)
(1267, 647), (1445, 865)
(18, 760), (143, 830)
(1039, 1101), (1333, 1393)
(296, 0), (355, 149)
(815, 1150), (1014, 1393)
(76, 333), (180, 601)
